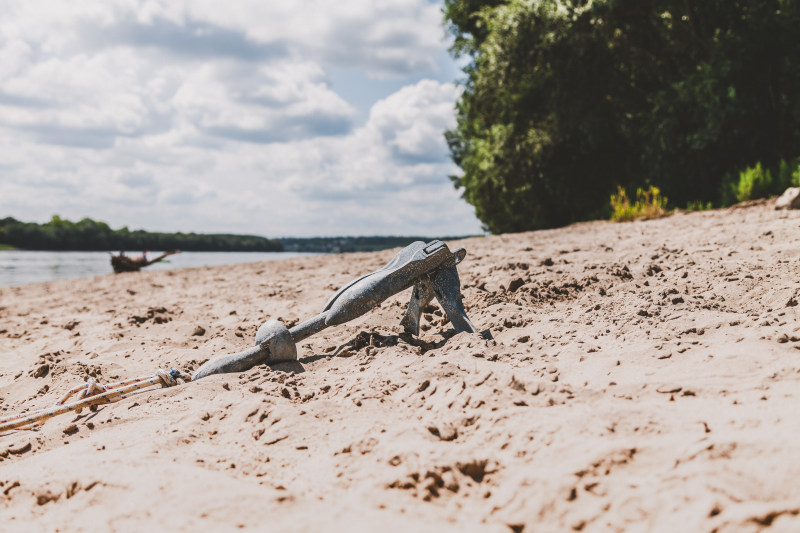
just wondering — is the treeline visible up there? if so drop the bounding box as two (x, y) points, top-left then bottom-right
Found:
(0, 216), (469, 253)
(280, 236), (469, 253)
(444, 0), (800, 233)
(0, 216), (284, 252)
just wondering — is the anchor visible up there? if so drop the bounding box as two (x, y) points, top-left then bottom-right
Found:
(0, 240), (480, 433)
(193, 240), (480, 380)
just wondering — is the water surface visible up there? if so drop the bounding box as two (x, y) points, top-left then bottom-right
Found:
(0, 250), (316, 287)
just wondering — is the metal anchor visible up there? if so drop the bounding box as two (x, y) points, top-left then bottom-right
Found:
(192, 240), (479, 380)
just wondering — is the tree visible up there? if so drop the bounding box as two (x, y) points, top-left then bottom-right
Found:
(0, 216), (284, 251)
(444, 0), (800, 233)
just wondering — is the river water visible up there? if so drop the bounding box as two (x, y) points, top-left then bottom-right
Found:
(0, 250), (317, 287)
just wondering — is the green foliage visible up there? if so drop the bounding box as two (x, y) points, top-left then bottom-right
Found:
(0, 216), (470, 254)
(444, 0), (800, 233)
(778, 159), (794, 189)
(0, 216), (283, 252)
(610, 186), (669, 222)
(733, 162), (773, 203)
(777, 158), (800, 188)
(719, 157), (800, 204)
(686, 200), (713, 212)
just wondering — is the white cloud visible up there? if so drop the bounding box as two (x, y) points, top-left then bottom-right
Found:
(273, 79), (462, 195)
(171, 60), (356, 143)
(368, 79), (461, 163)
(1, 0), (444, 77)
(154, 0), (444, 77)
(0, 1), (483, 237)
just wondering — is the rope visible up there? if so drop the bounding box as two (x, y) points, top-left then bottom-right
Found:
(0, 369), (191, 434)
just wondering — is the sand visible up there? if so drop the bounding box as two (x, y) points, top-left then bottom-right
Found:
(2, 201), (800, 532)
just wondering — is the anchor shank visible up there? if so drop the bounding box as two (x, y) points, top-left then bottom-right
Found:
(192, 344), (268, 380)
(289, 313), (330, 343)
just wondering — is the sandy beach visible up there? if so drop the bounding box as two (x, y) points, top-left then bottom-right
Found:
(2, 201), (800, 532)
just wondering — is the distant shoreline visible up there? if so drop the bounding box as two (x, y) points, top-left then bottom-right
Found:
(0, 216), (283, 252)
(1, 215), (474, 254)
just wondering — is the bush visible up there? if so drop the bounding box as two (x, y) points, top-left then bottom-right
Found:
(778, 159), (794, 189)
(686, 200), (713, 212)
(777, 158), (800, 188)
(610, 186), (669, 222)
(734, 162), (773, 202)
(721, 159), (800, 205)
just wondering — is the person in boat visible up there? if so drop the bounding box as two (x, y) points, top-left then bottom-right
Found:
(110, 250), (179, 273)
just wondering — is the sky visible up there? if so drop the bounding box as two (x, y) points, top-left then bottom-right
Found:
(0, 0), (484, 237)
